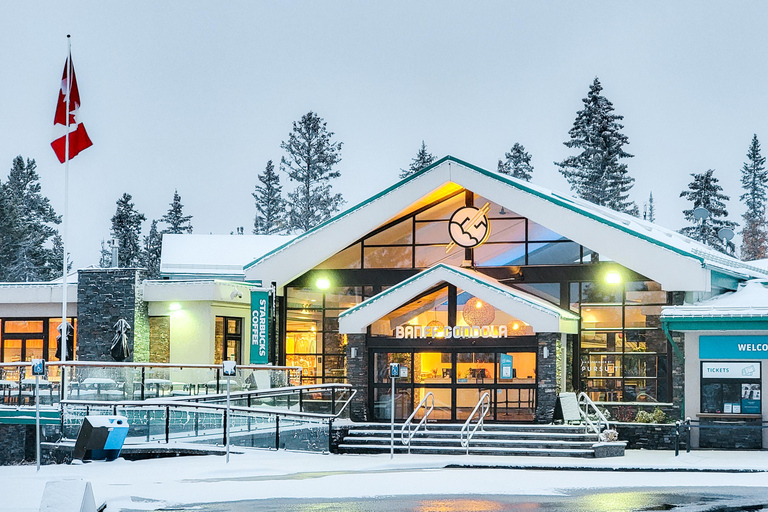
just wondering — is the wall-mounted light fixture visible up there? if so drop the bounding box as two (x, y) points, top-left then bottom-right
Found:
(169, 303), (182, 312)
(543, 346), (549, 358)
(316, 277), (331, 290)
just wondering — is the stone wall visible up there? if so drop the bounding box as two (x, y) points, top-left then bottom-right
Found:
(149, 316), (171, 363)
(535, 332), (558, 423)
(615, 423), (683, 450)
(699, 418), (762, 449)
(77, 268), (148, 362)
(345, 334), (368, 422)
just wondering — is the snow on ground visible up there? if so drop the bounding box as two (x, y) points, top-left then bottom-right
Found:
(5, 448), (768, 511)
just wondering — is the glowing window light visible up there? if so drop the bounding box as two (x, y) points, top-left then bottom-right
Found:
(316, 277), (331, 290)
(605, 271), (622, 285)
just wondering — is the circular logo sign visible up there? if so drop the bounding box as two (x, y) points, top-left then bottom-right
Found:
(448, 206), (490, 249)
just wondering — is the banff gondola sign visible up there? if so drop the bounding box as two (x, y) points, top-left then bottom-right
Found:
(250, 289), (270, 364)
(395, 324), (508, 339)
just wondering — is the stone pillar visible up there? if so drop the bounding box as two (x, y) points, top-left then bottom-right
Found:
(346, 333), (368, 422)
(76, 268), (149, 362)
(535, 332), (558, 423)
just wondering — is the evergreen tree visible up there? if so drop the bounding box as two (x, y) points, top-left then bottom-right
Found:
(739, 135), (768, 261)
(253, 160), (286, 234)
(680, 169), (737, 253)
(110, 193), (146, 267)
(400, 141), (435, 179)
(161, 190), (193, 234)
(556, 78), (637, 214)
(498, 143), (534, 181)
(142, 220), (163, 278)
(281, 111), (344, 232)
(0, 186), (23, 281)
(2, 156), (62, 281)
(643, 192), (656, 223)
(98, 239), (113, 268)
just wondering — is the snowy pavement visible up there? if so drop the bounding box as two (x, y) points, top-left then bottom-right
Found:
(5, 448), (768, 511)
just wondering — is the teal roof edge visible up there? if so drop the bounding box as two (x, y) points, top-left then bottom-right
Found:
(245, 155), (704, 271)
(339, 263), (578, 320)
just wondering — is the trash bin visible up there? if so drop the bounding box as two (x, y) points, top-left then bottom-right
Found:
(73, 415), (130, 461)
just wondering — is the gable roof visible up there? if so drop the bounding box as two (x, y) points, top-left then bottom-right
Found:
(244, 156), (765, 291)
(338, 264), (579, 334)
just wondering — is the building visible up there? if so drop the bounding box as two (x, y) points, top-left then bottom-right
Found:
(2, 156), (766, 432)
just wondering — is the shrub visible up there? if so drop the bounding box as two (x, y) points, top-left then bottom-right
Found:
(634, 410), (653, 423)
(651, 408), (668, 424)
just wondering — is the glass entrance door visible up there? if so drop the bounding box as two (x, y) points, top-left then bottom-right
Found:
(370, 348), (537, 422)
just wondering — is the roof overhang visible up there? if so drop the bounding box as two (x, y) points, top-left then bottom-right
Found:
(244, 157), (730, 292)
(338, 264), (579, 334)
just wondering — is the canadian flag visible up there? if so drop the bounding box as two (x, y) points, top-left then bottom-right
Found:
(51, 54), (92, 163)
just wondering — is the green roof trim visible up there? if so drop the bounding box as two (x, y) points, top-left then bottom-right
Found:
(244, 155), (707, 272)
(339, 263), (579, 320)
(662, 316), (768, 331)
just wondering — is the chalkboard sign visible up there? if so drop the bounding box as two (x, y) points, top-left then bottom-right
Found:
(701, 382), (723, 413)
(553, 392), (581, 423)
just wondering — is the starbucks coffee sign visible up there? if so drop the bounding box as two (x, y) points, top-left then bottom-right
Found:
(395, 324), (508, 339)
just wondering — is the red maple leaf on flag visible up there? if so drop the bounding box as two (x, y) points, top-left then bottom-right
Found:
(51, 55), (92, 163)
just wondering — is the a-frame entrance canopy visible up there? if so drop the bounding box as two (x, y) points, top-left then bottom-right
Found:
(245, 156), (766, 291)
(338, 264), (579, 335)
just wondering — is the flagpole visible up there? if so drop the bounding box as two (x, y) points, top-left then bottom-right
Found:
(61, 34), (71, 401)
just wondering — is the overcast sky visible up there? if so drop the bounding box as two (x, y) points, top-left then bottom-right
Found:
(3, 1), (768, 269)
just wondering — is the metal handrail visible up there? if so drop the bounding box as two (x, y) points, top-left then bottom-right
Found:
(400, 392), (434, 454)
(460, 392), (490, 454)
(576, 392), (611, 434)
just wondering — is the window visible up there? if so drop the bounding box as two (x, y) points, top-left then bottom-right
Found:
(701, 362), (761, 414)
(577, 280), (670, 403)
(215, 317), (242, 364)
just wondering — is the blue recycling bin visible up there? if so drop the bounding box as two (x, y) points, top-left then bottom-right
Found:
(73, 415), (130, 461)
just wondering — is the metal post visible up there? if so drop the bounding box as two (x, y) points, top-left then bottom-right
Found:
(275, 415), (280, 450)
(165, 406), (170, 444)
(675, 421), (680, 456)
(226, 374), (231, 463)
(686, 417), (691, 453)
(390, 373), (395, 459)
(35, 375), (41, 471)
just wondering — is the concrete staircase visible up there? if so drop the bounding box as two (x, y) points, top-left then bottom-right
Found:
(338, 423), (621, 458)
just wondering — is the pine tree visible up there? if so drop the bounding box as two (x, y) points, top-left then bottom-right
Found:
(400, 141), (435, 179)
(556, 78), (637, 214)
(0, 185), (23, 281)
(680, 169), (737, 253)
(739, 135), (768, 261)
(253, 160), (286, 234)
(110, 193), (146, 267)
(498, 143), (534, 181)
(161, 190), (193, 234)
(281, 111), (344, 232)
(643, 192), (656, 223)
(142, 220), (163, 278)
(2, 156), (62, 281)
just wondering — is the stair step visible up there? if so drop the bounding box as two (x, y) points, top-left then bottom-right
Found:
(341, 437), (596, 449)
(337, 444), (596, 457)
(346, 429), (598, 440)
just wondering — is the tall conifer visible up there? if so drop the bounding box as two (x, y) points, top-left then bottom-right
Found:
(161, 190), (193, 234)
(110, 193), (146, 267)
(680, 170), (737, 254)
(739, 135), (768, 261)
(556, 78), (637, 214)
(253, 160), (286, 234)
(400, 141), (435, 179)
(281, 111), (344, 232)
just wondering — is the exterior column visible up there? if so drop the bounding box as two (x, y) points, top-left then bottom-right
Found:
(535, 332), (558, 423)
(346, 333), (368, 422)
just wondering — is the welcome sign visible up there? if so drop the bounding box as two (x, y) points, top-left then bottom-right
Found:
(700, 335), (768, 360)
(250, 289), (270, 364)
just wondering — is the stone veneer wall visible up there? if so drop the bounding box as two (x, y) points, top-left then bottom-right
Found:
(346, 334), (368, 422)
(77, 268), (149, 362)
(149, 317), (171, 363)
(535, 332), (558, 423)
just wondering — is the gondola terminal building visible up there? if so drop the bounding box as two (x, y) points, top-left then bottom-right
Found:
(3, 156), (768, 446)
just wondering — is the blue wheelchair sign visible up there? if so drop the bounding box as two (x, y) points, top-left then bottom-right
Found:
(31, 359), (45, 376)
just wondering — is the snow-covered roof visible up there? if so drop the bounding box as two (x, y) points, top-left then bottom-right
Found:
(143, 279), (260, 303)
(662, 280), (768, 319)
(339, 263), (579, 334)
(161, 234), (295, 280)
(245, 156), (766, 292)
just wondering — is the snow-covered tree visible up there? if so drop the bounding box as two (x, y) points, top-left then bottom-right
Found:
(680, 169), (737, 253)
(281, 111), (344, 232)
(253, 160), (286, 234)
(556, 78), (637, 214)
(161, 190), (193, 234)
(1, 156), (62, 281)
(643, 192), (656, 223)
(498, 143), (534, 181)
(0, 186), (23, 281)
(142, 220), (163, 278)
(400, 141), (435, 179)
(739, 135), (768, 261)
(110, 193), (146, 267)
(98, 239), (113, 268)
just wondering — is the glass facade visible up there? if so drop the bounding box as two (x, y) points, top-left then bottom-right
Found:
(576, 281), (670, 403)
(0, 317), (77, 381)
(283, 187), (675, 417)
(214, 316), (242, 364)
